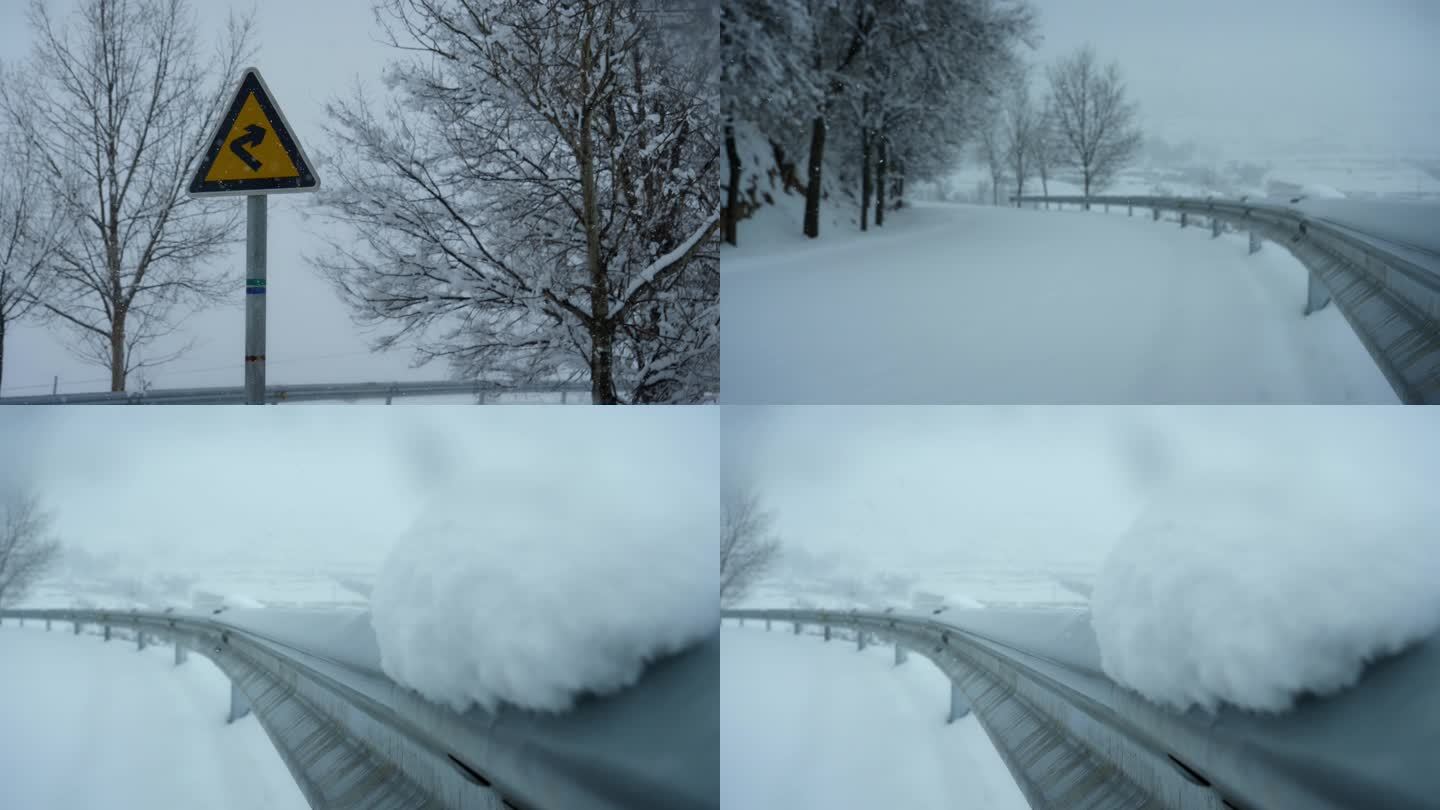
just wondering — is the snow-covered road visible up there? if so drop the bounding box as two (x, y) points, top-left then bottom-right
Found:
(0, 627), (308, 810)
(720, 626), (1030, 810)
(721, 202), (1395, 403)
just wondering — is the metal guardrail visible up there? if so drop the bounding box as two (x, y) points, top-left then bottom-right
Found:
(1011, 194), (1440, 404)
(0, 380), (592, 405)
(723, 606), (1439, 810)
(0, 607), (718, 810)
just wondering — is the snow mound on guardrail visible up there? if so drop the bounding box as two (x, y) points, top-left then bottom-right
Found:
(1092, 468), (1440, 713)
(371, 494), (716, 714)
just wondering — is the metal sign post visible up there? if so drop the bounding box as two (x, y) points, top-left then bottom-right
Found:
(245, 195), (267, 403)
(187, 67), (319, 403)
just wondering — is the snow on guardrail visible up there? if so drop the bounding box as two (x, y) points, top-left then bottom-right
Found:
(2, 604), (719, 809)
(723, 600), (1440, 810)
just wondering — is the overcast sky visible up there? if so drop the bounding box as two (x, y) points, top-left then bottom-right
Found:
(0, 0), (436, 395)
(1025, 0), (1440, 156)
(0, 406), (718, 574)
(723, 406), (1440, 572)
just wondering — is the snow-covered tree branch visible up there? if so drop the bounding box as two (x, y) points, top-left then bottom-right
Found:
(721, 487), (782, 607)
(313, 0), (718, 403)
(1046, 44), (1142, 204)
(0, 488), (62, 608)
(0, 0), (255, 391)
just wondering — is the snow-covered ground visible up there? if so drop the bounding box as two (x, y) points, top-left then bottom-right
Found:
(721, 626), (1029, 810)
(0, 626), (308, 810)
(722, 202), (1395, 403)
(1092, 456), (1440, 714)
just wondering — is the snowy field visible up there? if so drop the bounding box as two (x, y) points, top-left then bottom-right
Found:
(721, 626), (1029, 810)
(0, 626), (307, 810)
(739, 569), (1090, 612)
(721, 202), (1395, 403)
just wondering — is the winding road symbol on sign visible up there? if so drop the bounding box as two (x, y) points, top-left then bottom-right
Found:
(187, 68), (318, 196)
(229, 124), (266, 171)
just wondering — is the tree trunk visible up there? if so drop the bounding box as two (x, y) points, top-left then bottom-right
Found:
(875, 136), (887, 227)
(1014, 174), (1023, 208)
(1083, 173), (1092, 210)
(894, 165), (903, 209)
(578, 23), (617, 404)
(860, 127), (872, 231)
(589, 319), (617, 404)
(723, 121), (741, 245)
(0, 316), (6, 391)
(109, 313), (125, 392)
(1041, 169), (1049, 209)
(802, 116), (826, 239)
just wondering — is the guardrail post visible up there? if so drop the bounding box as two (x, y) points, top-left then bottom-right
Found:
(74, 620), (81, 635)
(228, 682), (252, 724)
(1128, 205), (1133, 216)
(1152, 208), (1159, 221)
(823, 626), (831, 642)
(1180, 212), (1188, 228)
(765, 618), (771, 631)
(1249, 232), (1262, 254)
(895, 644), (908, 665)
(104, 625), (111, 642)
(46, 618), (51, 631)
(1212, 217), (1222, 238)
(857, 631), (866, 651)
(175, 642), (188, 666)
(947, 680), (971, 723)
(1304, 271), (1332, 315)
(561, 390), (568, 404)
(793, 622), (801, 635)
(137, 631), (147, 651)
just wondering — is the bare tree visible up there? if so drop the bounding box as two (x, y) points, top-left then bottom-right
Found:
(978, 117), (1006, 207)
(1000, 73), (1038, 207)
(0, 489), (62, 607)
(314, 0), (719, 404)
(0, 0), (254, 391)
(0, 97), (74, 391)
(1033, 99), (1058, 209)
(1046, 45), (1142, 207)
(721, 488), (782, 606)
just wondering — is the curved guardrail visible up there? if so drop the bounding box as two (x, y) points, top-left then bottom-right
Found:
(0, 607), (717, 810)
(1011, 194), (1440, 404)
(723, 606), (1438, 810)
(0, 380), (592, 405)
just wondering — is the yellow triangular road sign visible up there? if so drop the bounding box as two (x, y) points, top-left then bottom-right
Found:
(189, 68), (319, 196)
